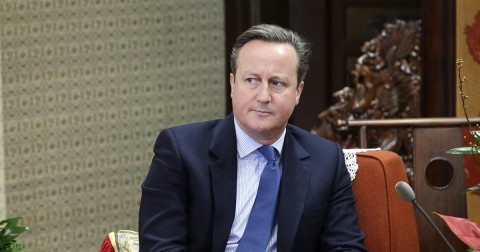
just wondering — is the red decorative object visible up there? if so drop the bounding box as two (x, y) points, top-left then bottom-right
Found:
(436, 213), (480, 250)
(465, 11), (480, 64)
(99, 234), (115, 252)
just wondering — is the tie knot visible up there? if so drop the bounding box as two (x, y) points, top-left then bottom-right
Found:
(257, 145), (276, 162)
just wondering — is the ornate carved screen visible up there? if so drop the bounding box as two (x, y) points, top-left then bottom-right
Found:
(312, 20), (422, 174)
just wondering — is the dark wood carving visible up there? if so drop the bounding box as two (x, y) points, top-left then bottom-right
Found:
(312, 20), (422, 174)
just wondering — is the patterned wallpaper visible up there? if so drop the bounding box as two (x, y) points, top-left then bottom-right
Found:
(0, 0), (225, 251)
(456, 0), (480, 117)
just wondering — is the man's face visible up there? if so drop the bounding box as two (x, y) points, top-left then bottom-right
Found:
(230, 40), (304, 144)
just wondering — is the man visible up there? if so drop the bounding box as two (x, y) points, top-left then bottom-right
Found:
(139, 24), (367, 252)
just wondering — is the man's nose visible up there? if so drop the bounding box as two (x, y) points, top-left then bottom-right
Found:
(256, 82), (272, 103)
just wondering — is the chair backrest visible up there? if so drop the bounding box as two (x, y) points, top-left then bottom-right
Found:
(352, 150), (420, 252)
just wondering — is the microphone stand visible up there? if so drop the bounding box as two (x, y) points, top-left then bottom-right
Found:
(412, 199), (456, 252)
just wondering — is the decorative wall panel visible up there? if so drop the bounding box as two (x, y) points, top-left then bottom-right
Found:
(0, 0), (225, 251)
(456, 0), (480, 223)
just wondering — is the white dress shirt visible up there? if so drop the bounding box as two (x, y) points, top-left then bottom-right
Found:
(225, 118), (285, 252)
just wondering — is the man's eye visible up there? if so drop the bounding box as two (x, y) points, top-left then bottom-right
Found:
(271, 81), (284, 89)
(245, 78), (259, 88)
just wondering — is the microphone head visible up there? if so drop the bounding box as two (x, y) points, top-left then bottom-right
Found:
(395, 181), (416, 202)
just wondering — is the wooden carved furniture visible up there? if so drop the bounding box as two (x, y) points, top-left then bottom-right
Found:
(312, 20), (422, 173)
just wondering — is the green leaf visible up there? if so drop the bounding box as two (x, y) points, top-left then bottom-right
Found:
(446, 146), (480, 155)
(0, 217), (21, 227)
(0, 217), (29, 252)
(473, 130), (480, 142)
(465, 183), (480, 193)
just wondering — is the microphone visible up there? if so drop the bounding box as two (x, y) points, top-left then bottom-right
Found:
(395, 181), (456, 252)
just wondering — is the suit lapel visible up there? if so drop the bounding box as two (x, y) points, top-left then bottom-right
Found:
(209, 114), (238, 252)
(277, 127), (311, 252)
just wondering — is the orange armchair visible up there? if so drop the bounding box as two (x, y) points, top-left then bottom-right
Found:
(352, 150), (420, 252)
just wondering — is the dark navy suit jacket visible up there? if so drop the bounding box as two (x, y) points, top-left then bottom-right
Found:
(139, 114), (367, 252)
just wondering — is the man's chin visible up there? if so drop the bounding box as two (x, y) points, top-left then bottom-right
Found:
(250, 124), (277, 136)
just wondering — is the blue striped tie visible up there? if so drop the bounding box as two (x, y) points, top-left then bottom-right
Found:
(237, 145), (281, 252)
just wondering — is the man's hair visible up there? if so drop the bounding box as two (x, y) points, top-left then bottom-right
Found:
(230, 24), (311, 83)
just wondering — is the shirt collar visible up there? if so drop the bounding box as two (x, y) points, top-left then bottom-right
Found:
(234, 117), (286, 158)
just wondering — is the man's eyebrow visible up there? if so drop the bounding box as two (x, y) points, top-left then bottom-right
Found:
(243, 71), (259, 76)
(270, 75), (290, 81)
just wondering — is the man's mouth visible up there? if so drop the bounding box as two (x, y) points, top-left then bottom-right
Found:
(253, 109), (272, 116)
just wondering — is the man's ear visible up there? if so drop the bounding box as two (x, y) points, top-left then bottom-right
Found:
(295, 81), (304, 105)
(229, 73), (235, 97)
